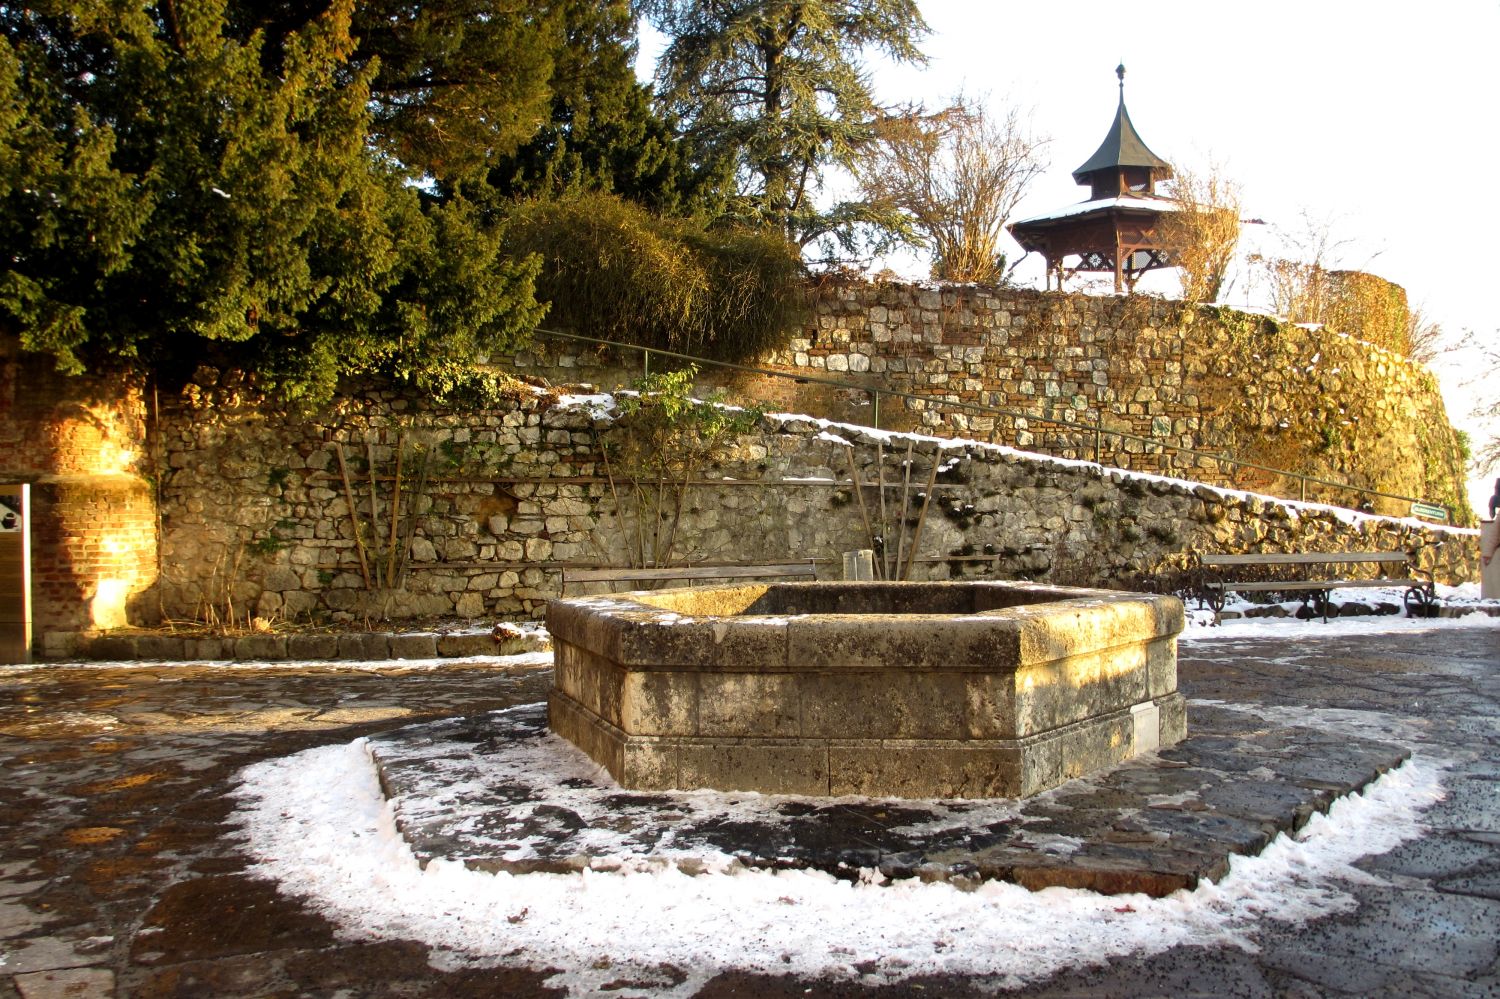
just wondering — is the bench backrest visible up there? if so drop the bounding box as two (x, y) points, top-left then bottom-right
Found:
(1198, 552), (1411, 568)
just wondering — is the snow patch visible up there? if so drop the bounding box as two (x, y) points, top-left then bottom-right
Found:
(234, 722), (1446, 996)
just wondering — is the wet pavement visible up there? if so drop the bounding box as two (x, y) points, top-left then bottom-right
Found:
(1, 624), (1498, 998)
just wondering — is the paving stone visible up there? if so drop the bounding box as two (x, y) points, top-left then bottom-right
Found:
(1358, 833), (1500, 880)
(0, 627), (1495, 995)
(0, 899), (55, 935)
(130, 875), (334, 965)
(369, 700), (1408, 896)
(1258, 889), (1500, 991)
(0, 937), (95, 975)
(13, 967), (115, 999)
(1435, 872), (1500, 901)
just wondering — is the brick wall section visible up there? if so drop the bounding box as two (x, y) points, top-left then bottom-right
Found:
(513, 282), (1471, 523)
(30, 477), (158, 631)
(0, 339), (157, 636)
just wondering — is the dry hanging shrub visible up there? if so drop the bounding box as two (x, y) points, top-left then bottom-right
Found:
(504, 191), (807, 360)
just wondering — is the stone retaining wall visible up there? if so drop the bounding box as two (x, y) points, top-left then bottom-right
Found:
(1, 271), (1480, 642)
(512, 282), (1471, 523)
(152, 372), (1477, 625)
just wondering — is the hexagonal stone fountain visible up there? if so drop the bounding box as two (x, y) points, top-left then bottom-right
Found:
(547, 581), (1185, 798)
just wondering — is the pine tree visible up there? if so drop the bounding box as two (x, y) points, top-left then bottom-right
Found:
(643, 0), (928, 247)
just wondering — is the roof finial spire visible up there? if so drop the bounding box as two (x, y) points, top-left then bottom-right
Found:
(1116, 62), (1126, 91)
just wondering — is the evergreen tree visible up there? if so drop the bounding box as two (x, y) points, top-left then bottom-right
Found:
(0, 0), (544, 402)
(223, 0), (560, 184)
(643, 0), (928, 247)
(486, 0), (729, 217)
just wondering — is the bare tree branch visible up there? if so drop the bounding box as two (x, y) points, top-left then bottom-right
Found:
(856, 95), (1047, 285)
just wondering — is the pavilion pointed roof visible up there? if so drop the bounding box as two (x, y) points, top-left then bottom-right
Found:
(1071, 65), (1173, 185)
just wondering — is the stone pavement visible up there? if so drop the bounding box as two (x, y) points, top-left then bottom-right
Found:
(1, 625), (1497, 997)
(371, 702), (1409, 897)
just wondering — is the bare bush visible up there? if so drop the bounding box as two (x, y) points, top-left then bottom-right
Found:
(1406, 305), (1445, 364)
(1468, 334), (1500, 475)
(1159, 163), (1241, 304)
(858, 96), (1047, 285)
(1248, 212), (1352, 325)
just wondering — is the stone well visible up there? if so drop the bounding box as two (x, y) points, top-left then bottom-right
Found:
(546, 581), (1185, 798)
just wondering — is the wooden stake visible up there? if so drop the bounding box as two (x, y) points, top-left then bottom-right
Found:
(334, 443), (372, 589)
(364, 439), (380, 580)
(875, 442), (889, 579)
(903, 451), (942, 582)
(394, 441), (433, 589)
(386, 433), (406, 587)
(894, 439), (915, 580)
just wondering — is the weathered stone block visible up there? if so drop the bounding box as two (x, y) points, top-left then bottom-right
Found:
(1156, 691), (1187, 746)
(620, 740), (680, 790)
(829, 742), (1021, 798)
(182, 638), (225, 660)
(786, 614), (1018, 672)
(698, 672), (801, 738)
(233, 635), (288, 660)
(132, 636), (187, 660)
(799, 671), (969, 740)
(337, 633), (390, 660)
(389, 634), (438, 659)
(436, 633), (496, 657)
(679, 741), (829, 796)
(287, 633), (339, 659)
(620, 670), (698, 736)
(546, 581), (1185, 798)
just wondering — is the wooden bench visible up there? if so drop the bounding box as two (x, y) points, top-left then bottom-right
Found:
(560, 562), (817, 595)
(1195, 551), (1436, 622)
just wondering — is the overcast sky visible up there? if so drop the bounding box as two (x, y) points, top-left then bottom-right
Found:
(640, 1), (1499, 516)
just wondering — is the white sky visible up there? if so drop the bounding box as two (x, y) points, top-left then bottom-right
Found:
(636, 1), (1500, 516)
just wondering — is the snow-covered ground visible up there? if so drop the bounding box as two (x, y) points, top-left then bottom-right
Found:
(229, 597), (1498, 997)
(233, 726), (1441, 997)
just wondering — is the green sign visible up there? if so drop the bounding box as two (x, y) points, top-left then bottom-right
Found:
(1410, 501), (1448, 522)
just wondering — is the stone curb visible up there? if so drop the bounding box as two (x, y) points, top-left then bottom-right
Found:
(36, 630), (548, 663)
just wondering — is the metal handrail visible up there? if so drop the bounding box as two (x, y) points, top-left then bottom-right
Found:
(515, 327), (1453, 521)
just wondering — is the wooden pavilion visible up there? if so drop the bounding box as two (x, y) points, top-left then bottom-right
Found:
(1009, 66), (1178, 293)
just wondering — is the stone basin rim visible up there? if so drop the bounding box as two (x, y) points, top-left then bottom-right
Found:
(548, 580), (1186, 671)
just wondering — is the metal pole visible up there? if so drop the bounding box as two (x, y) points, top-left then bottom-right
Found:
(871, 389), (881, 429)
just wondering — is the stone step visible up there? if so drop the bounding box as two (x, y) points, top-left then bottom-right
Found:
(37, 624), (551, 663)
